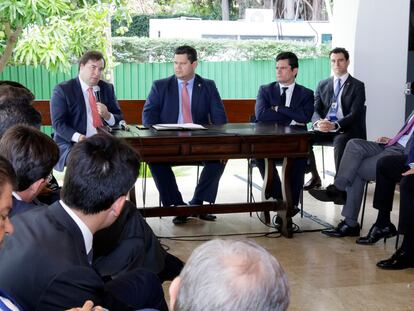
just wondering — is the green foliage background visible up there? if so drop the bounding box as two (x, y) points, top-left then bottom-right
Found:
(112, 37), (330, 63)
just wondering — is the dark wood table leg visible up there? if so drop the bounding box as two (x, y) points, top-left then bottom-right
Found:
(261, 158), (276, 224)
(280, 156), (294, 238)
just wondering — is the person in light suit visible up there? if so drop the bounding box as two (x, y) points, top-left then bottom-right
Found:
(255, 51), (314, 210)
(142, 45), (227, 225)
(0, 134), (167, 311)
(310, 110), (414, 238)
(51, 51), (123, 171)
(304, 47), (366, 190)
(357, 140), (414, 270)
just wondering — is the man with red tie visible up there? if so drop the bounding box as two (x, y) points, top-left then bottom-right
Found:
(51, 51), (123, 171)
(142, 45), (227, 224)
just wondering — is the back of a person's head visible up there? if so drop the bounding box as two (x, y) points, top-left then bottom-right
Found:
(61, 134), (140, 214)
(0, 103), (42, 138)
(0, 155), (16, 194)
(0, 125), (59, 192)
(174, 239), (290, 311)
(0, 82), (35, 106)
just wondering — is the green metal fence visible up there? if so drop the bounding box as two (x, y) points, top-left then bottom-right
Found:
(0, 58), (330, 100)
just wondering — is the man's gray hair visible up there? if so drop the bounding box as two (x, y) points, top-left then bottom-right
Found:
(174, 239), (289, 311)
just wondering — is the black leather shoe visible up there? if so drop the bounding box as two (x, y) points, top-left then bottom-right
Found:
(377, 249), (414, 270)
(172, 216), (188, 225)
(303, 176), (322, 190)
(321, 220), (360, 237)
(309, 184), (347, 205)
(275, 206), (300, 225)
(198, 214), (217, 221)
(356, 223), (397, 245)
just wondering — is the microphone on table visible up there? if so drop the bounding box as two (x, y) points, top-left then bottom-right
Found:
(93, 85), (102, 102)
(119, 120), (130, 131)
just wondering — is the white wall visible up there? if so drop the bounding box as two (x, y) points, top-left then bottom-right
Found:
(333, 0), (410, 139)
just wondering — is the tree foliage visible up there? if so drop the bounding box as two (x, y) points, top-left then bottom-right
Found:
(112, 37), (330, 63)
(0, 0), (131, 73)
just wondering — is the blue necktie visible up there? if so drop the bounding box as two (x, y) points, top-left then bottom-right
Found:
(328, 78), (341, 121)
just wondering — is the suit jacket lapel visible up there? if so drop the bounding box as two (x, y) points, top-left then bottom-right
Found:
(273, 82), (281, 105)
(170, 76), (180, 122)
(341, 75), (352, 98)
(74, 78), (87, 132)
(191, 75), (202, 119)
(49, 201), (90, 265)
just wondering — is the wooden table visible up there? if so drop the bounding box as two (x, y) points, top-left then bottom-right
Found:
(107, 123), (311, 238)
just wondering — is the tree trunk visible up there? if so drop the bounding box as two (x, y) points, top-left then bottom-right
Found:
(0, 24), (22, 74)
(324, 0), (333, 21)
(222, 0), (230, 20)
(284, 0), (296, 19)
(264, 0), (273, 9)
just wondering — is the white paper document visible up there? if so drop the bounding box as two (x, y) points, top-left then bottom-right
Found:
(152, 123), (207, 130)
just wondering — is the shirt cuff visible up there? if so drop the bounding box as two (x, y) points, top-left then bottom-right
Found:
(106, 113), (115, 126)
(72, 132), (81, 142)
(409, 163), (414, 169)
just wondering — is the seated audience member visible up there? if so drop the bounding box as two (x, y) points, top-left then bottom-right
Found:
(0, 102), (41, 137)
(0, 81), (35, 106)
(309, 111), (414, 237)
(0, 83), (60, 205)
(357, 143), (414, 269)
(305, 47), (366, 190)
(255, 51), (314, 212)
(0, 156), (104, 311)
(0, 125), (59, 216)
(51, 51), (123, 171)
(0, 134), (167, 310)
(142, 45), (227, 225)
(169, 239), (290, 311)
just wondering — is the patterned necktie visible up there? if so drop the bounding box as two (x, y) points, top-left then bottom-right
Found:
(280, 87), (288, 107)
(182, 82), (192, 123)
(386, 115), (414, 146)
(87, 87), (103, 128)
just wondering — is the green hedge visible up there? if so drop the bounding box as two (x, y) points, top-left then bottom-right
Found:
(112, 37), (330, 63)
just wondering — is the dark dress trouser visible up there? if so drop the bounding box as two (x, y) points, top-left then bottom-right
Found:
(373, 155), (414, 254)
(255, 158), (307, 207)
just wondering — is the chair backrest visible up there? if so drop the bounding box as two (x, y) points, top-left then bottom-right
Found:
(360, 105), (367, 140)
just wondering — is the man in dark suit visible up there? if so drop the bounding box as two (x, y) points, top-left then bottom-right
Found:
(51, 51), (123, 171)
(309, 111), (414, 237)
(0, 134), (167, 310)
(142, 45), (227, 225)
(255, 51), (314, 210)
(0, 125), (59, 217)
(304, 47), (366, 190)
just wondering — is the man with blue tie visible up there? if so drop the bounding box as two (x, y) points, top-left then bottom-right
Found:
(304, 47), (366, 190)
(51, 51), (123, 171)
(309, 111), (414, 238)
(142, 45), (227, 225)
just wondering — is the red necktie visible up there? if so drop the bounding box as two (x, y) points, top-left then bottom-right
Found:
(87, 87), (103, 128)
(181, 82), (192, 123)
(386, 115), (414, 146)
